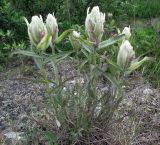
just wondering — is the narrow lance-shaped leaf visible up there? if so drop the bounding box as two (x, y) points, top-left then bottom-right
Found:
(12, 50), (41, 58)
(34, 57), (43, 70)
(55, 29), (73, 44)
(45, 50), (75, 64)
(98, 34), (125, 52)
(55, 50), (75, 63)
(107, 59), (123, 72)
(78, 37), (93, 53)
(37, 34), (52, 51)
(80, 59), (89, 69)
(126, 57), (154, 75)
(81, 48), (89, 59)
(97, 66), (120, 88)
(96, 53), (123, 72)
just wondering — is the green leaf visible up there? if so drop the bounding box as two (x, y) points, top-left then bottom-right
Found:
(81, 48), (89, 58)
(80, 59), (88, 69)
(12, 50), (40, 58)
(44, 131), (57, 145)
(126, 57), (154, 75)
(69, 34), (82, 50)
(98, 34), (125, 52)
(12, 50), (43, 69)
(45, 50), (75, 65)
(107, 59), (123, 71)
(37, 34), (52, 51)
(55, 29), (73, 44)
(97, 66), (120, 88)
(78, 37), (93, 53)
(54, 50), (75, 63)
(34, 57), (42, 69)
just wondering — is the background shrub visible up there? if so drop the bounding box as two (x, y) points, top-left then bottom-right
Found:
(0, 0), (25, 40)
(1, 0), (160, 85)
(4, 0), (160, 38)
(0, 0), (26, 65)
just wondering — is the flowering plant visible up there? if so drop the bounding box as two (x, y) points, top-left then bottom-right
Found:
(13, 6), (152, 144)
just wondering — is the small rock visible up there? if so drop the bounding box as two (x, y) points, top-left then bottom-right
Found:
(4, 131), (23, 140)
(143, 88), (153, 95)
(69, 80), (76, 85)
(49, 83), (55, 88)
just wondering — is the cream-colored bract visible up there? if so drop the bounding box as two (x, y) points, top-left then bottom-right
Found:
(24, 16), (47, 46)
(117, 40), (135, 68)
(85, 6), (105, 44)
(122, 26), (131, 40)
(46, 13), (58, 42)
(24, 13), (59, 50)
(24, 15), (47, 46)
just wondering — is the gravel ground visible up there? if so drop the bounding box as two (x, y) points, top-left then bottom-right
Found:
(0, 59), (160, 145)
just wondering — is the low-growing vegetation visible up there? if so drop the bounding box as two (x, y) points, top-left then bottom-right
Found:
(0, 1), (160, 145)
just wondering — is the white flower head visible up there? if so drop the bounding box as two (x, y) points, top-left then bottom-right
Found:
(117, 40), (135, 68)
(46, 13), (58, 42)
(72, 31), (80, 38)
(24, 15), (47, 46)
(85, 6), (105, 44)
(122, 26), (131, 39)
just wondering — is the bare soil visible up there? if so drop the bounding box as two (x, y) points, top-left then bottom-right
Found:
(0, 59), (160, 145)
